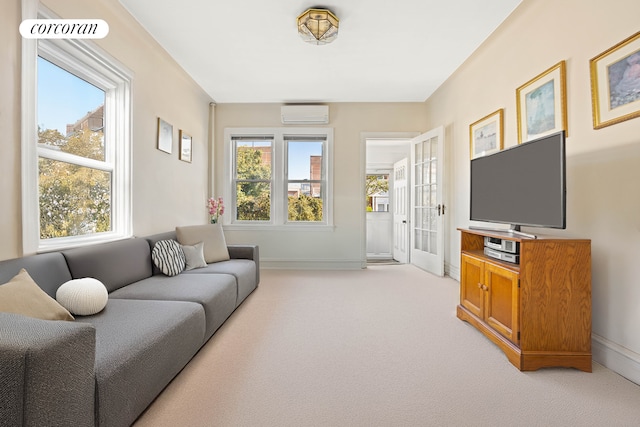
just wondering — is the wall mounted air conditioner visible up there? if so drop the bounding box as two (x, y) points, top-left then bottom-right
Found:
(281, 105), (329, 125)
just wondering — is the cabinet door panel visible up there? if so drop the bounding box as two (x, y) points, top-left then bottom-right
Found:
(485, 262), (519, 344)
(460, 254), (484, 318)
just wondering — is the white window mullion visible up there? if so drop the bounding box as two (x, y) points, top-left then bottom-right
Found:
(274, 135), (285, 225)
(37, 148), (114, 172)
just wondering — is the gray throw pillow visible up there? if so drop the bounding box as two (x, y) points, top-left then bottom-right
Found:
(182, 241), (207, 270)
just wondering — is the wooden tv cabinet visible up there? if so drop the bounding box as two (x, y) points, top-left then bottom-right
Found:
(457, 228), (592, 372)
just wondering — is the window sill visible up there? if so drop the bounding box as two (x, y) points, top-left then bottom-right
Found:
(36, 232), (132, 254)
(222, 224), (335, 232)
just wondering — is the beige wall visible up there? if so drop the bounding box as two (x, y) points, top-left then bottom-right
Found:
(215, 103), (428, 268)
(0, 0), (212, 260)
(425, 0), (640, 377)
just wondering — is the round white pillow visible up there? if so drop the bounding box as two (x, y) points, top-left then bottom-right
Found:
(56, 278), (108, 316)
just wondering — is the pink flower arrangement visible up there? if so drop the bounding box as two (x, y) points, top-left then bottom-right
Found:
(207, 197), (225, 224)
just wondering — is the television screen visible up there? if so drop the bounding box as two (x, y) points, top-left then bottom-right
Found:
(470, 131), (566, 229)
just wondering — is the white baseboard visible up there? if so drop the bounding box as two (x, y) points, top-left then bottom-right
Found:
(446, 261), (460, 281)
(592, 333), (640, 385)
(261, 258), (365, 270)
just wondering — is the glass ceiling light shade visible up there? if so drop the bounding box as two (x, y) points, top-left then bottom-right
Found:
(297, 8), (339, 45)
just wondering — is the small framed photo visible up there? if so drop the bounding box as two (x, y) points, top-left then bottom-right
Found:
(179, 130), (192, 163)
(157, 118), (173, 154)
(590, 31), (640, 129)
(516, 61), (568, 144)
(469, 108), (504, 159)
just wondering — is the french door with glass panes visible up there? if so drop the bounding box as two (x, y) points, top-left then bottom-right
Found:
(410, 127), (444, 276)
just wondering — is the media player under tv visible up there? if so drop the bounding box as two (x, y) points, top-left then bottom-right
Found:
(484, 247), (520, 264)
(484, 237), (519, 254)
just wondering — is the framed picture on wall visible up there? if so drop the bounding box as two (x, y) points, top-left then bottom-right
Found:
(590, 31), (640, 129)
(157, 118), (173, 154)
(179, 130), (192, 163)
(469, 108), (504, 159)
(516, 61), (568, 144)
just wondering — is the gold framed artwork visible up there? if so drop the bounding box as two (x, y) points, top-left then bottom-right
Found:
(516, 61), (568, 144)
(157, 117), (173, 154)
(179, 130), (192, 163)
(590, 31), (640, 129)
(469, 108), (504, 159)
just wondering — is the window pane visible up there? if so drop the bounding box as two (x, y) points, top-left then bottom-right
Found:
(236, 181), (270, 221)
(288, 141), (323, 180)
(235, 141), (272, 179)
(39, 158), (111, 238)
(37, 57), (106, 161)
(366, 174), (389, 212)
(414, 229), (422, 250)
(288, 188), (323, 222)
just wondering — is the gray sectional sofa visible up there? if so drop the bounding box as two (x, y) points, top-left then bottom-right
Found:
(0, 230), (259, 427)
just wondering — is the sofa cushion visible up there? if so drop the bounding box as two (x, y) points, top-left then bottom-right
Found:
(151, 239), (186, 276)
(109, 274), (237, 340)
(56, 278), (109, 316)
(0, 252), (72, 298)
(176, 224), (230, 263)
(0, 269), (74, 321)
(182, 259), (258, 307)
(75, 298), (205, 427)
(182, 241), (207, 270)
(62, 238), (153, 293)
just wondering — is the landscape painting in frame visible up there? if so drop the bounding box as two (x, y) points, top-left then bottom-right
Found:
(516, 61), (568, 143)
(469, 109), (503, 159)
(590, 31), (640, 129)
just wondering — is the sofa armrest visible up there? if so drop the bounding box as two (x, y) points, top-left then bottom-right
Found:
(0, 313), (96, 427)
(227, 244), (259, 262)
(227, 245), (260, 285)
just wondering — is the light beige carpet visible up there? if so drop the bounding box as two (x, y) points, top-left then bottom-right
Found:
(134, 265), (640, 427)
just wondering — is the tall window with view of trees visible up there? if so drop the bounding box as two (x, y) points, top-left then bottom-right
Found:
(37, 57), (111, 239)
(234, 139), (272, 221)
(286, 138), (324, 222)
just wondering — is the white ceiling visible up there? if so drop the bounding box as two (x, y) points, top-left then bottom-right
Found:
(119, 0), (522, 104)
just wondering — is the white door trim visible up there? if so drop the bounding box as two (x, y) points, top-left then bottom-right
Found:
(360, 132), (420, 268)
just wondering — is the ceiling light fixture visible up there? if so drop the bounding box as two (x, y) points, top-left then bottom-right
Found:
(297, 8), (339, 45)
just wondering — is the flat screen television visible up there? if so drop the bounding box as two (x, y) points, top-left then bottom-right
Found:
(470, 130), (566, 231)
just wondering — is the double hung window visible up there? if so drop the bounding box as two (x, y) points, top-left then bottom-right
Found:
(233, 136), (273, 222)
(285, 136), (325, 222)
(37, 57), (111, 239)
(22, 6), (132, 253)
(226, 128), (333, 228)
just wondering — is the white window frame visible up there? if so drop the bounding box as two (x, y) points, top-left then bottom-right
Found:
(21, 2), (133, 253)
(224, 128), (334, 231)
